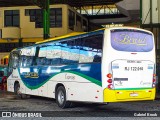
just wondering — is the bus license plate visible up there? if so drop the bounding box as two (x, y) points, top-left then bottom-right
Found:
(130, 93), (138, 97)
(125, 67), (143, 71)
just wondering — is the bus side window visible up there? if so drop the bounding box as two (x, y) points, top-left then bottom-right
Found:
(36, 57), (43, 65)
(26, 56), (33, 67)
(79, 34), (103, 63)
(21, 56), (33, 67)
(19, 55), (23, 67)
(92, 35), (103, 62)
(37, 46), (47, 65)
(51, 42), (61, 65)
(69, 39), (80, 63)
(45, 58), (51, 65)
(8, 52), (20, 73)
(13, 54), (19, 68)
(61, 41), (70, 64)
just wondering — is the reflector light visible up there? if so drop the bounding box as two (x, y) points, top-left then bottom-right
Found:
(117, 91), (122, 94)
(152, 73), (156, 88)
(108, 84), (113, 89)
(131, 53), (137, 55)
(153, 79), (156, 83)
(107, 73), (112, 78)
(107, 79), (112, 83)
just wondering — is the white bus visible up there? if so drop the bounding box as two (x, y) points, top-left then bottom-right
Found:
(7, 27), (156, 108)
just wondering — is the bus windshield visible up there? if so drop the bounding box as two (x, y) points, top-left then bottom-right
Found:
(111, 29), (153, 52)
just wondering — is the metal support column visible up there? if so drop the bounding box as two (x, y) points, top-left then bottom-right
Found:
(150, 0), (153, 32)
(18, 38), (23, 47)
(43, 0), (50, 39)
(140, 0), (142, 25)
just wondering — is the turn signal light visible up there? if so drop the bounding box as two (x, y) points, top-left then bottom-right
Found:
(153, 74), (156, 77)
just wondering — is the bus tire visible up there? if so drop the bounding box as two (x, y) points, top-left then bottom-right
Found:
(14, 82), (21, 98)
(14, 83), (30, 99)
(56, 86), (71, 108)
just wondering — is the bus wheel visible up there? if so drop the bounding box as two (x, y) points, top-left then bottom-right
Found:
(14, 83), (21, 98)
(14, 83), (30, 99)
(56, 86), (71, 108)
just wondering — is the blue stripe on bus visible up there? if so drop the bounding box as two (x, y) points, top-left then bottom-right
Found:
(18, 63), (102, 89)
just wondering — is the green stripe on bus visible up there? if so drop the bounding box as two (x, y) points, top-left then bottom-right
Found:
(18, 70), (102, 90)
(66, 71), (102, 86)
(114, 88), (152, 90)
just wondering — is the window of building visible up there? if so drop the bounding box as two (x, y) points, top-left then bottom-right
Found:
(25, 8), (62, 28)
(76, 15), (81, 26)
(83, 19), (88, 32)
(27, 9), (43, 28)
(4, 10), (20, 27)
(50, 8), (62, 27)
(68, 10), (75, 30)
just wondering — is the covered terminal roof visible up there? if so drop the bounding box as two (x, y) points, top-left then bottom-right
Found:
(0, 0), (137, 25)
(0, 0), (32, 7)
(0, 0), (122, 7)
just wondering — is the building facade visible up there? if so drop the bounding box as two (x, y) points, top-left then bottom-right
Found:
(0, 4), (88, 53)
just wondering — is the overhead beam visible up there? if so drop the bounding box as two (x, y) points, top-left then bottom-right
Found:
(25, 0), (44, 8)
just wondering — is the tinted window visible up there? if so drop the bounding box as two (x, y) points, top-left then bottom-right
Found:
(20, 56), (34, 67)
(20, 47), (36, 67)
(79, 34), (103, 63)
(111, 29), (153, 52)
(49, 43), (61, 65)
(61, 41), (70, 64)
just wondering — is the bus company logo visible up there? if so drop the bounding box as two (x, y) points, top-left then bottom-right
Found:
(140, 81), (151, 86)
(115, 81), (123, 86)
(24, 72), (39, 78)
(11, 74), (18, 78)
(114, 34), (147, 46)
(2, 112), (11, 117)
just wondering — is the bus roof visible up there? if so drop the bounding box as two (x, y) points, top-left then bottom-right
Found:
(36, 32), (86, 44)
(36, 28), (105, 44)
(3, 55), (9, 59)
